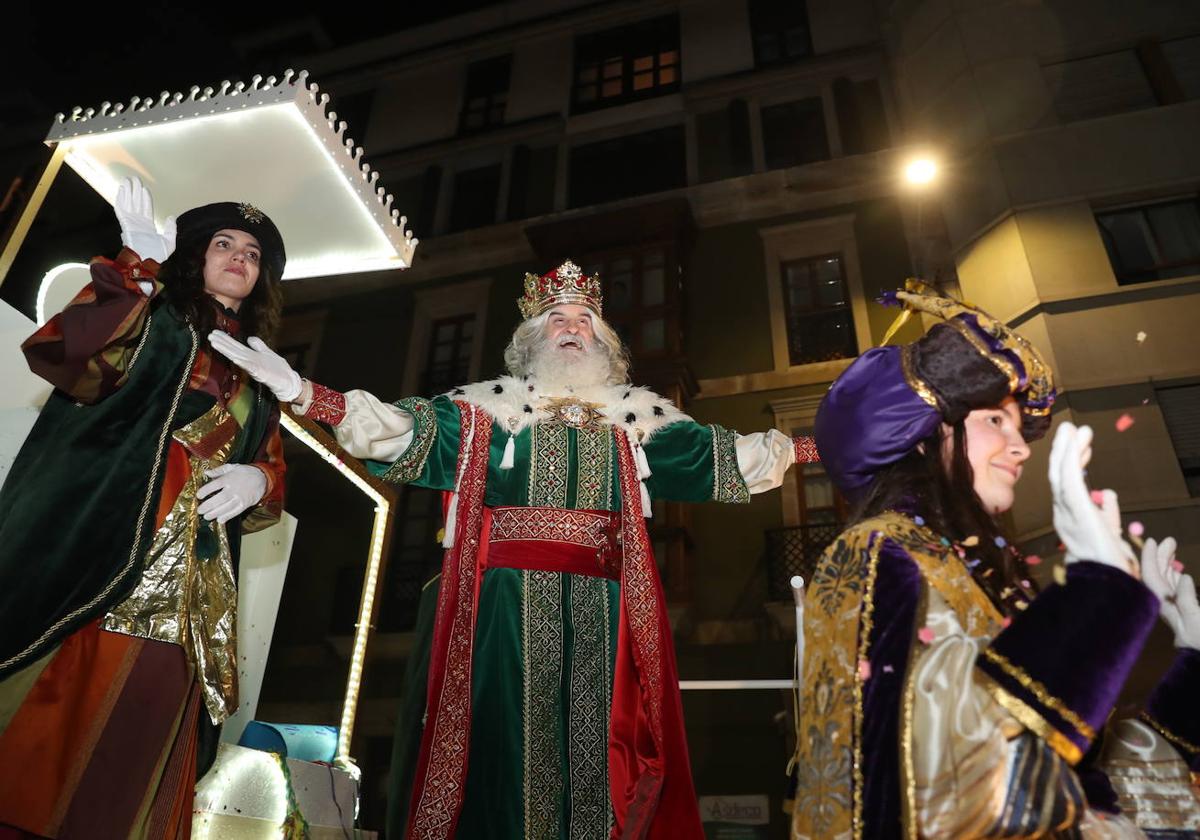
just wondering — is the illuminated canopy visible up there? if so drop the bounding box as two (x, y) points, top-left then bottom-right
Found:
(46, 70), (417, 280)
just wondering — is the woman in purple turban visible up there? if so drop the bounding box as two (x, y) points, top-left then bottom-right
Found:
(790, 285), (1200, 838)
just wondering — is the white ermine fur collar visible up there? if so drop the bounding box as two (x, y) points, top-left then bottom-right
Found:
(444, 376), (690, 442)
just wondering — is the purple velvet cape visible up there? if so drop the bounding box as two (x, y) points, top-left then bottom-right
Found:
(859, 544), (1159, 838)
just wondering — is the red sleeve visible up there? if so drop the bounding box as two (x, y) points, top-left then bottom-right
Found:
(22, 249), (163, 403)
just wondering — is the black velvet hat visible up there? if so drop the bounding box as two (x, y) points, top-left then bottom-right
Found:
(174, 201), (286, 277)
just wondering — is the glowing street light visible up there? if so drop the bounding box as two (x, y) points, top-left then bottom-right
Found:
(903, 157), (939, 187)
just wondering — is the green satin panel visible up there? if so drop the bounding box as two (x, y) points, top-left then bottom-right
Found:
(642, 420), (720, 503)
(366, 396), (463, 490)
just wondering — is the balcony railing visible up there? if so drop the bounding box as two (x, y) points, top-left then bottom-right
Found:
(764, 521), (842, 601)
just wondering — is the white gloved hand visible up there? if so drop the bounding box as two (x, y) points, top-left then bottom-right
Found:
(1048, 421), (1138, 578)
(1142, 537), (1200, 649)
(208, 331), (303, 402)
(197, 464), (268, 524)
(114, 176), (176, 263)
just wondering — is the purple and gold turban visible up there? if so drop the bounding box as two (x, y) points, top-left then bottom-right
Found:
(815, 283), (1056, 498)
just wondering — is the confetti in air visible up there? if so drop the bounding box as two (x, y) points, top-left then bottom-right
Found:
(857, 659), (872, 681)
(917, 626), (935, 645)
(1053, 565), (1067, 586)
(1116, 414), (1135, 432)
(1170, 559), (1184, 573)
(994, 536), (1007, 548)
(1090, 490), (1105, 505)
(1128, 521), (1145, 538)
(1024, 554), (1042, 566)
(1136, 331), (1147, 344)
(962, 535), (979, 547)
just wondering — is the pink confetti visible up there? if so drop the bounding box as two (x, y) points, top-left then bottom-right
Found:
(882, 664), (895, 674)
(1170, 559), (1184, 573)
(1128, 521), (1145, 538)
(1024, 554), (1042, 566)
(917, 626), (935, 645)
(1116, 414), (1135, 432)
(857, 659), (872, 681)
(1002, 616), (1012, 628)
(1090, 490), (1105, 505)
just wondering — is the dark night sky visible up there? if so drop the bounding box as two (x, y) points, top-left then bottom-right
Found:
(2, 1), (504, 127)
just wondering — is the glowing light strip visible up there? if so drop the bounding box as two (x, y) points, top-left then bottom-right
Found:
(279, 411), (389, 775)
(35, 262), (88, 325)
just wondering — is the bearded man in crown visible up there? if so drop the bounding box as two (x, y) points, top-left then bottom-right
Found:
(211, 260), (817, 840)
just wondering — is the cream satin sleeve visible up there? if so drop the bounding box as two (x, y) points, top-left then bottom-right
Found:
(734, 429), (796, 494)
(292, 387), (415, 462)
(908, 588), (1138, 838)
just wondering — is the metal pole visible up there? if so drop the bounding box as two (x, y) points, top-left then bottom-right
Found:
(0, 143), (67, 289)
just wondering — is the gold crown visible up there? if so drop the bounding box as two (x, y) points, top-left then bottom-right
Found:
(517, 259), (603, 320)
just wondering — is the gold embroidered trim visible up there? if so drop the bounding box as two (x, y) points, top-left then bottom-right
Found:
(978, 671), (1084, 765)
(1140, 711), (1200, 755)
(710, 424), (750, 504)
(851, 537), (884, 839)
(899, 581), (927, 840)
(574, 425), (612, 510)
(0, 319), (198, 675)
(529, 421), (569, 507)
(567, 576), (614, 839)
(946, 318), (1021, 393)
(899, 344), (940, 409)
(382, 397), (437, 484)
(980, 648), (1096, 742)
(523, 570), (564, 838)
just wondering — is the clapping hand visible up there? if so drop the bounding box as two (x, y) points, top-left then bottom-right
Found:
(1142, 537), (1200, 650)
(1048, 422), (1138, 578)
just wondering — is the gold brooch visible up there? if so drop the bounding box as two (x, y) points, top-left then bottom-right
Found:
(237, 202), (264, 223)
(541, 396), (605, 429)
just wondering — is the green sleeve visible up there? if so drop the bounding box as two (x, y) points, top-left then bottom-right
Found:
(642, 421), (750, 504)
(364, 395), (461, 490)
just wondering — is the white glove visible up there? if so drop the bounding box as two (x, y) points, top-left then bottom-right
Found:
(197, 464), (268, 524)
(1142, 537), (1200, 649)
(208, 331), (303, 402)
(1048, 422), (1138, 577)
(114, 176), (176, 263)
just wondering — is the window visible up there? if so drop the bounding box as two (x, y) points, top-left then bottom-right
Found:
(581, 245), (679, 359)
(1158, 384), (1200, 497)
(507, 145), (557, 220)
(780, 254), (856, 364)
(573, 16), (680, 112)
(748, 0), (812, 67)
(388, 166), (442, 237)
(696, 99), (754, 183)
(1096, 198), (1200, 285)
(421, 314), (476, 395)
(460, 55), (511, 133)
(568, 125), (686, 208)
(832, 77), (890, 155)
(448, 164), (501, 232)
(761, 98), (829, 170)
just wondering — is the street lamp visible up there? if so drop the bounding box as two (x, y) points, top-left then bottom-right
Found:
(903, 156), (938, 187)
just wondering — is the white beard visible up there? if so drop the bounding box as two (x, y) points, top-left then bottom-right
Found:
(527, 334), (614, 393)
